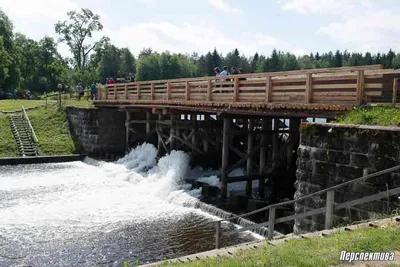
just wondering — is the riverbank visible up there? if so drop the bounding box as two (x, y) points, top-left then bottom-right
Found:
(0, 100), (84, 157)
(144, 216), (400, 267)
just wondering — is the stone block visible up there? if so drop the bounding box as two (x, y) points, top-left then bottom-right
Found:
(310, 173), (330, 187)
(294, 181), (323, 196)
(296, 169), (310, 182)
(336, 165), (363, 180)
(298, 159), (313, 172)
(310, 148), (328, 161)
(350, 153), (370, 168)
(298, 146), (311, 159)
(314, 161), (336, 176)
(369, 141), (399, 158)
(328, 150), (350, 165)
(370, 157), (399, 171)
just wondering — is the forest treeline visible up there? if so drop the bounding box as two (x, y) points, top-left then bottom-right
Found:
(1, 8), (400, 98)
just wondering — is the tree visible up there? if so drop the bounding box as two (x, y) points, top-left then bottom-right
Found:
(55, 8), (109, 70)
(118, 48), (135, 80)
(281, 53), (299, 71)
(250, 52), (259, 73)
(333, 50), (342, 67)
(135, 54), (161, 81)
(392, 54), (400, 69)
(269, 49), (282, 72)
(99, 44), (120, 80)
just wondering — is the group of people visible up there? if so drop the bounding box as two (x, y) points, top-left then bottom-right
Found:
(76, 82), (98, 100)
(213, 66), (246, 88)
(106, 77), (115, 84)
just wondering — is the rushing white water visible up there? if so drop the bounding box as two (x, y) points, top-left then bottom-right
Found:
(0, 143), (257, 266)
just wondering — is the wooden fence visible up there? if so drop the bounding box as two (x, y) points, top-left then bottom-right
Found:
(98, 65), (400, 107)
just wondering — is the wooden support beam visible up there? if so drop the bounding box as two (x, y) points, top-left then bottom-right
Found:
(167, 82), (171, 100)
(272, 118), (279, 169)
(146, 111), (151, 133)
(125, 111), (130, 152)
(192, 115), (197, 148)
(221, 118), (230, 198)
(114, 85), (118, 100)
(157, 114), (164, 157)
(125, 84), (128, 100)
(305, 73), (312, 104)
(356, 70), (365, 106)
(265, 77), (272, 103)
(226, 145), (261, 176)
(207, 79), (212, 101)
(246, 119), (254, 196)
(233, 77), (239, 102)
(173, 134), (205, 155)
(259, 118), (270, 197)
(185, 81), (190, 101)
(137, 84), (141, 100)
(203, 114), (210, 154)
(151, 82), (155, 100)
(170, 114), (176, 150)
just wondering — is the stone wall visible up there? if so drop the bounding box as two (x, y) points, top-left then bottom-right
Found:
(295, 122), (400, 233)
(66, 107), (126, 157)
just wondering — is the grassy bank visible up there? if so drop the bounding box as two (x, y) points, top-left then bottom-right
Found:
(156, 225), (400, 267)
(28, 106), (80, 155)
(0, 99), (47, 111)
(336, 106), (400, 126)
(0, 114), (19, 157)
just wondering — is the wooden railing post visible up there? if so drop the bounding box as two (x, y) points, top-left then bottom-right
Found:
(151, 82), (155, 100)
(356, 70), (365, 105)
(207, 79), (212, 101)
(105, 86), (108, 100)
(137, 84), (141, 100)
(305, 73), (312, 104)
(114, 85), (117, 100)
(233, 77), (239, 102)
(325, 190), (335, 229)
(265, 77), (272, 103)
(268, 207), (276, 240)
(125, 84), (128, 100)
(393, 78), (398, 106)
(167, 82), (171, 100)
(185, 81), (190, 101)
(215, 221), (221, 249)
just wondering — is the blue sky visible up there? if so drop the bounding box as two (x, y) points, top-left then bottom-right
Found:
(1, 0), (399, 57)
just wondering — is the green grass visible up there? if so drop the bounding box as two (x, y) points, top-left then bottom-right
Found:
(155, 225), (400, 267)
(0, 114), (19, 157)
(28, 106), (81, 155)
(65, 99), (94, 108)
(0, 100), (47, 111)
(336, 105), (400, 126)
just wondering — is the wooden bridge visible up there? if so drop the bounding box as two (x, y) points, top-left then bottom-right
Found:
(94, 64), (400, 118)
(93, 65), (400, 199)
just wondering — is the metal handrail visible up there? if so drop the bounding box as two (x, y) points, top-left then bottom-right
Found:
(22, 105), (38, 144)
(213, 164), (400, 249)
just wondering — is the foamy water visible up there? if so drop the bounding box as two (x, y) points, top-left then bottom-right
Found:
(0, 143), (255, 266)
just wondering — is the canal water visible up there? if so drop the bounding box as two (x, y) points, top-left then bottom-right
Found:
(0, 143), (257, 267)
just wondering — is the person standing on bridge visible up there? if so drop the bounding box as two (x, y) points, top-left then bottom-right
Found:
(90, 82), (97, 100)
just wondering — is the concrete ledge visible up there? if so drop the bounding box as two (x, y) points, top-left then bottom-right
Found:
(0, 154), (86, 165)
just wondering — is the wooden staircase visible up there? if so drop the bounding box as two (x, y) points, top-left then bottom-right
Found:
(9, 113), (38, 157)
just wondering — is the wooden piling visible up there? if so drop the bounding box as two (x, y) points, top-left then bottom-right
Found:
(146, 111), (151, 134)
(246, 119), (254, 196)
(125, 111), (130, 152)
(170, 114), (176, 150)
(157, 114), (163, 156)
(203, 114), (209, 154)
(259, 118), (270, 197)
(221, 118), (230, 198)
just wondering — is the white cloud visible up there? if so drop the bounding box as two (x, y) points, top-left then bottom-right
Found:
(318, 10), (400, 52)
(208, 0), (243, 14)
(281, 0), (375, 15)
(104, 21), (305, 57)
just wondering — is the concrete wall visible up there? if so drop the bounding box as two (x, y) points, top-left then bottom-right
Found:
(295, 122), (400, 233)
(66, 107), (126, 157)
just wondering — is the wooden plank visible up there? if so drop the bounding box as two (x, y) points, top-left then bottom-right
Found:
(268, 207), (275, 240)
(325, 190), (335, 229)
(273, 85), (306, 91)
(312, 75), (356, 81)
(364, 91), (383, 96)
(364, 83), (383, 89)
(313, 92), (357, 97)
(313, 84), (356, 89)
(221, 118), (230, 198)
(124, 84), (128, 100)
(356, 70), (365, 105)
(393, 78), (398, 106)
(114, 86), (117, 100)
(305, 73), (312, 104)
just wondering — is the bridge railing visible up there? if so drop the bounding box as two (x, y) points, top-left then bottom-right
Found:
(213, 164), (400, 249)
(98, 65), (400, 106)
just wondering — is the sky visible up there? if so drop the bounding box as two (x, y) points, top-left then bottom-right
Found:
(1, 0), (400, 58)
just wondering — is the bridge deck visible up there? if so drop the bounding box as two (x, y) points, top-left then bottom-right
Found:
(94, 65), (400, 117)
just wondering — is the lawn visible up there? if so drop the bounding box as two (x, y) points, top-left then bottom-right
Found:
(0, 113), (19, 157)
(156, 225), (400, 267)
(28, 106), (81, 155)
(0, 100), (47, 111)
(336, 105), (400, 126)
